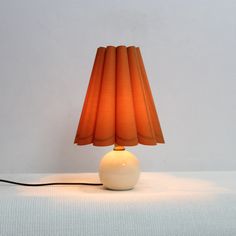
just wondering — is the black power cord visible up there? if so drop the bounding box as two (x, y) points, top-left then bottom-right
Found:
(0, 179), (103, 187)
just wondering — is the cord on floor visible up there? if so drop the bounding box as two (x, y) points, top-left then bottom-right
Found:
(0, 179), (103, 187)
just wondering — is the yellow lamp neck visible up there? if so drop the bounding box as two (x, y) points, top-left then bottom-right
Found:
(113, 144), (125, 151)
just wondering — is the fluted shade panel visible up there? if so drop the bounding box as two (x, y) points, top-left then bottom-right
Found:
(74, 45), (164, 146)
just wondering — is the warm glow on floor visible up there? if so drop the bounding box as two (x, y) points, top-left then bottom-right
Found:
(14, 172), (230, 202)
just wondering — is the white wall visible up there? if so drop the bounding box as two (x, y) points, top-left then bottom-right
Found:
(0, 0), (235, 173)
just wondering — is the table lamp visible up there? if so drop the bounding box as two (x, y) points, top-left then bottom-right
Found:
(74, 45), (164, 190)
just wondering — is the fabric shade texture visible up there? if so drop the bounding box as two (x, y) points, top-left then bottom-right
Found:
(74, 45), (164, 146)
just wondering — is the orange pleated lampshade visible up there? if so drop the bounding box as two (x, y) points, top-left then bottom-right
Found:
(74, 45), (164, 146)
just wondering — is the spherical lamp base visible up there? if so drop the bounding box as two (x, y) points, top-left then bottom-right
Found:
(99, 149), (140, 190)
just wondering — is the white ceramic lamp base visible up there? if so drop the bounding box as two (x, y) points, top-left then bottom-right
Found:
(99, 148), (140, 190)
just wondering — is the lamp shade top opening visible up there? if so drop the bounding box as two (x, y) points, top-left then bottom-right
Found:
(74, 45), (164, 146)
